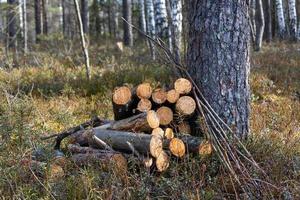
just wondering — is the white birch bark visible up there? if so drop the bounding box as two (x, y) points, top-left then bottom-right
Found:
(288, 0), (297, 40)
(169, 0), (182, 62)
(153, 0), (168, 39)
(146, 0), (156, 60)
(275, 0), (286, 38)
(139, 0), (146, 33)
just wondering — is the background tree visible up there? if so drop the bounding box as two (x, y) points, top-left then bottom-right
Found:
(153, 0), (168, 39)
(146, 0), (156, 59)
(187, 1), (251, 138)
(169, 0), (182, 63)
(81, 0), (89, 34)
(288, 0), (297, 40)
(275, 0), (286, 39)
(264, 0), (272, 43)
(255, 0), (265, 51)
(7, 0), (17, 49)
(122, 0), (133, 46)
(35, 0), (42, 42)
(42, 0), (48, 35)
(138, 0), (146, 35)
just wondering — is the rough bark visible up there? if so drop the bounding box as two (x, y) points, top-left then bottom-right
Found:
(250, 0), (256, 43)
(34, 0), (42, 42)
(288, 0), (297, 40)
(153, 0), (168, 39)
(122, 0), (133, 46)
(275, 0), (286, 39)
(139, 0), (147, 34)
(81, 0), (88, 33)
(187, 1), (251, 138)
(7, 0), (17, 48)
(255, 0), (265, 51)
(145, 0), (156, 59)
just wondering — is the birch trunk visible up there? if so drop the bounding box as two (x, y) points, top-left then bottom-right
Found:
(288, 0), (297, 40)
(250, 0), (256, 43)
(187, 1), (251, 138)
(153, 0), (168, 39)
(139, 0), (146, 34)
(169, 0), (182, 63)
(22, 0), (28, 53)
(7, 0), (17, 48)
(275, 0), (286, 39)
(123, 0), (133, 46)
(146, 0), (156, 60)
(255, 0), (265, 51)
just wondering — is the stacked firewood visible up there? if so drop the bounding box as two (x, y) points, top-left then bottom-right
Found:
(48, 78), (211, 173)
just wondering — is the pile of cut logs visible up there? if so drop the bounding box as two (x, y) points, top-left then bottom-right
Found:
(53, 78), (211, 172)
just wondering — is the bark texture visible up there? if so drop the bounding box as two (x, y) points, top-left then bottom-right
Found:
(139, 0), (147, 34)
(187, 1), (251, 138)
(146, 0), (156, 59)
(81, 0), (89, 33)
(153, 0), (168, 39)
(169, 0), (182, 63)
(34, 0), (42, 41)
(288, 0), (297, 40)
(123, 0), (133, 46)
(275, 0), (286, 38)
(264, 0), (272, 43)
(7, 0), (17, 48)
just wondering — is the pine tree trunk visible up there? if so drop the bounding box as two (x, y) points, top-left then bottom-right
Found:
(62, 0), (66, 36)
(250, 0), (256, 43)
(123, 0), (133, 46)
(42, 0), (48, 35)
(153, 0), (168, 39)
(169, 0), (182, 63)
(187, 1), (251, 138)
(255, 0), (265, 51)
(35, 0), (42, 42)
(275, 0), (286, 39)
(288, 0), (297, 40)
(22, 0), (28, 53)
(7, 0), (17, 49)
(81, 0), (88, 33)
(264, 0), (272, 43)
(146, 0), (156, 59)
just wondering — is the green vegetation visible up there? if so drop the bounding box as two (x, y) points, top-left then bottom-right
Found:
(0, 41), (299, 199)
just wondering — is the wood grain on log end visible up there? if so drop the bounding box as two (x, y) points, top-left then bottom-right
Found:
(152, 88), (167, 104)
(144, 157), (153, 168)
(156, 151), (169, 172)
(166, 89), (180, 103)
(149, 135), (163, 158)
(174, 78), (192, 95)
(169, 138), (186, 158)
(147, 110), (160, 129)
(164, 128), (174, 139)
(151, 127), (164, 138)
(136, 83), (153, 99)
(199, 141), (213, 156)
(137, 98), (152, 112)
(176, 96), (196, 116)
(156, 106), (173, 126)
(113, 86), (132, 105)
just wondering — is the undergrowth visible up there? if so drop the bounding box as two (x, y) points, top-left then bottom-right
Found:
(0, 40), (299, 199)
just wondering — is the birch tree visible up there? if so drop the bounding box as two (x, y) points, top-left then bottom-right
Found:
(153, 0), (168, 39)
(275, 0), (286, 38)
(138, 0), (146, 34)
(21, 0), (28, 53)
(123, 0), (133, 46)
(255, 0), (264, 51)
(146, 0), (156, 59)
(7, 0), (17, 49)
(288, 0), (297, 40)
(187, 1), (251, 138)
(169, 0), (182, 62)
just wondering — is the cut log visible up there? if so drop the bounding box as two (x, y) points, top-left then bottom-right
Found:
(174, 78), (192, 95)
(151, 127), (164, 138)
(112, 86), (138, 120)
(68, 144), (109, 154)
(156, 106), (173, 126)
(152, 88), (167, 104)
(169, 138), (186, 157)
(85, 128), (203, 155)
(136, 83), (153, 99)
(146, 110), (160, 129)
(164, 128), (174, 139)
(199, 141), (213, 156)
(156, 151), (170, 172)
(137, 98), (152, 112)
(109, 113), (152, 132)
(176, 96), (196, 116)
(150, 135), (163, 158)
(177, 121), (191, 135)
(166, 89), (180, 103)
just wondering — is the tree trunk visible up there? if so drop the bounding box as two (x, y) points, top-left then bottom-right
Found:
(275, 0), (286, 39)
(250, 0), (256, 43)
(187, 1), (251, 138)
(138, 0), (146, 34)
(122, 0), (133, 46)
(255, 0), (265, 51)
(62, 0), (66, 36)
(288, 0), (297, 40)
(35, 0), (42, 42)
(169, 0), (182, 63)
(264, 0), (272, 43)
(74, 0), (91, 80)
(145, 0), (156, 59)
(153, 0), (168, 39)
(112, 1), (119, 38)
(22, 0), (28, 53)
(42, 0), (48, 35)
(7, 0), (17, 49)
(81, 0), (88, 33)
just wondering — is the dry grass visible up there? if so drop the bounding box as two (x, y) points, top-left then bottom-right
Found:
(0, 40), (299, 199)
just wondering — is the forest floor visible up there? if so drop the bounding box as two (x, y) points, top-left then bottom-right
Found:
(0, 39), (300, 199)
